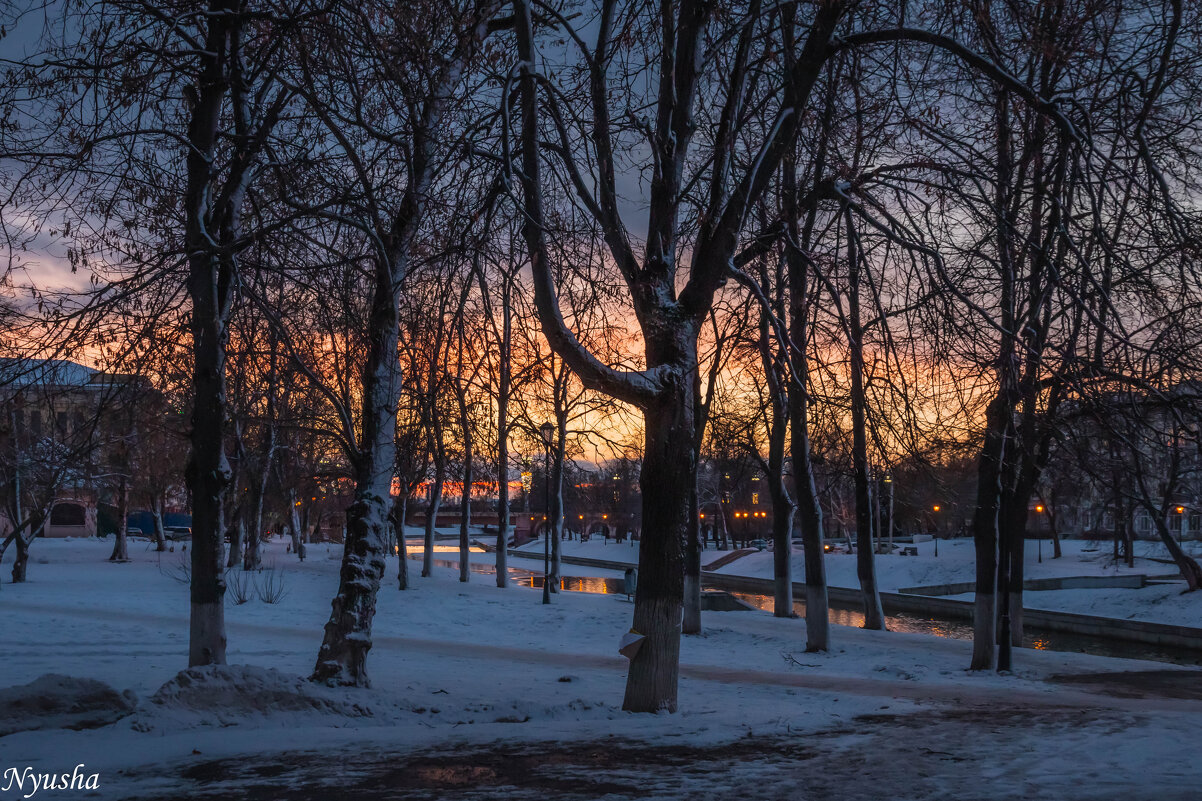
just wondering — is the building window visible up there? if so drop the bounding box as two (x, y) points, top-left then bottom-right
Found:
(1135, 513), (1152, 534)
(751, 493), (759, 506)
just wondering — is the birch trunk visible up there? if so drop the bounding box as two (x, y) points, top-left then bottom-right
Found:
(151, 495), (167, 553)
(312, 256), (400, 686)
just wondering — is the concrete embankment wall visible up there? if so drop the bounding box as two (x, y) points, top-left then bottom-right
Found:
(897, 575), (1147, 596)
(501, 546), (1202, 651)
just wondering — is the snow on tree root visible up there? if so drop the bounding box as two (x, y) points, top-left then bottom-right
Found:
(0, 674), (137, 736)
(129, 664), (375, 732)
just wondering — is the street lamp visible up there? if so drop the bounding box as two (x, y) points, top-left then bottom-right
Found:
(540, 421), (555, 604)
(883, 474), (894, 549)
(1035, 505), (1044, 563)
(932, 504), (941, 557)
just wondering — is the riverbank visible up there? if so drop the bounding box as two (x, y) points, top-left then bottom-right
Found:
(513, 535), (1202, 629)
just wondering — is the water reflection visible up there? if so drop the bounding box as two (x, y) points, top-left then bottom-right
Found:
(408, 553), (1202, 666)
(728, 592), (975, 638)
(414, 555), (625, 594)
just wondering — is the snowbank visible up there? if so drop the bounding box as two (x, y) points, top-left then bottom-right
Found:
(129, 665), (376, 732)
(0, 674), (136, 737)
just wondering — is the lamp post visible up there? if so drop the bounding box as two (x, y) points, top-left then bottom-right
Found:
(883, 473), (894, 550)
(932, 505), (940, 557)
(1035, 505), (1044, 563)
(540, 421), (555, 604)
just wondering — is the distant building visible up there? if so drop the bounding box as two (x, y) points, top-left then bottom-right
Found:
(0, 358), (169, 539)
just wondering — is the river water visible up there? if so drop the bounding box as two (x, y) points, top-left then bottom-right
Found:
(408, 547), (1202, 667)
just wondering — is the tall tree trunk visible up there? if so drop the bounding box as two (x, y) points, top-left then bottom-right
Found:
(623, 382), (694, 713)
(971, 392), (1010, 670)
(783, 58), (831, 651)
(760, 300), (794, 620)
(846, 211), (885, 631)
(187, 233), (230, 667)
(973, 89), (1018, 672)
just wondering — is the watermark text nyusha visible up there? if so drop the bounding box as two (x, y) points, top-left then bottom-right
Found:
(2, 765), (99, 798)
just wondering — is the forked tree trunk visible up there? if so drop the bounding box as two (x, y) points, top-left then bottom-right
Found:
(11, 524), (37, 583)
(784, 88), (829, 651)
(623, 382), (694, 713)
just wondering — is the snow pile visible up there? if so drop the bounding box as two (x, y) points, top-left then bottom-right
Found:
(0, 674), (137, 736)
(130, 665), (377, 732)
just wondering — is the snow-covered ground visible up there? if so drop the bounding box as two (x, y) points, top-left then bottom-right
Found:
(518, 535), (1202, 627)
(2, 536), (1202, 800)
